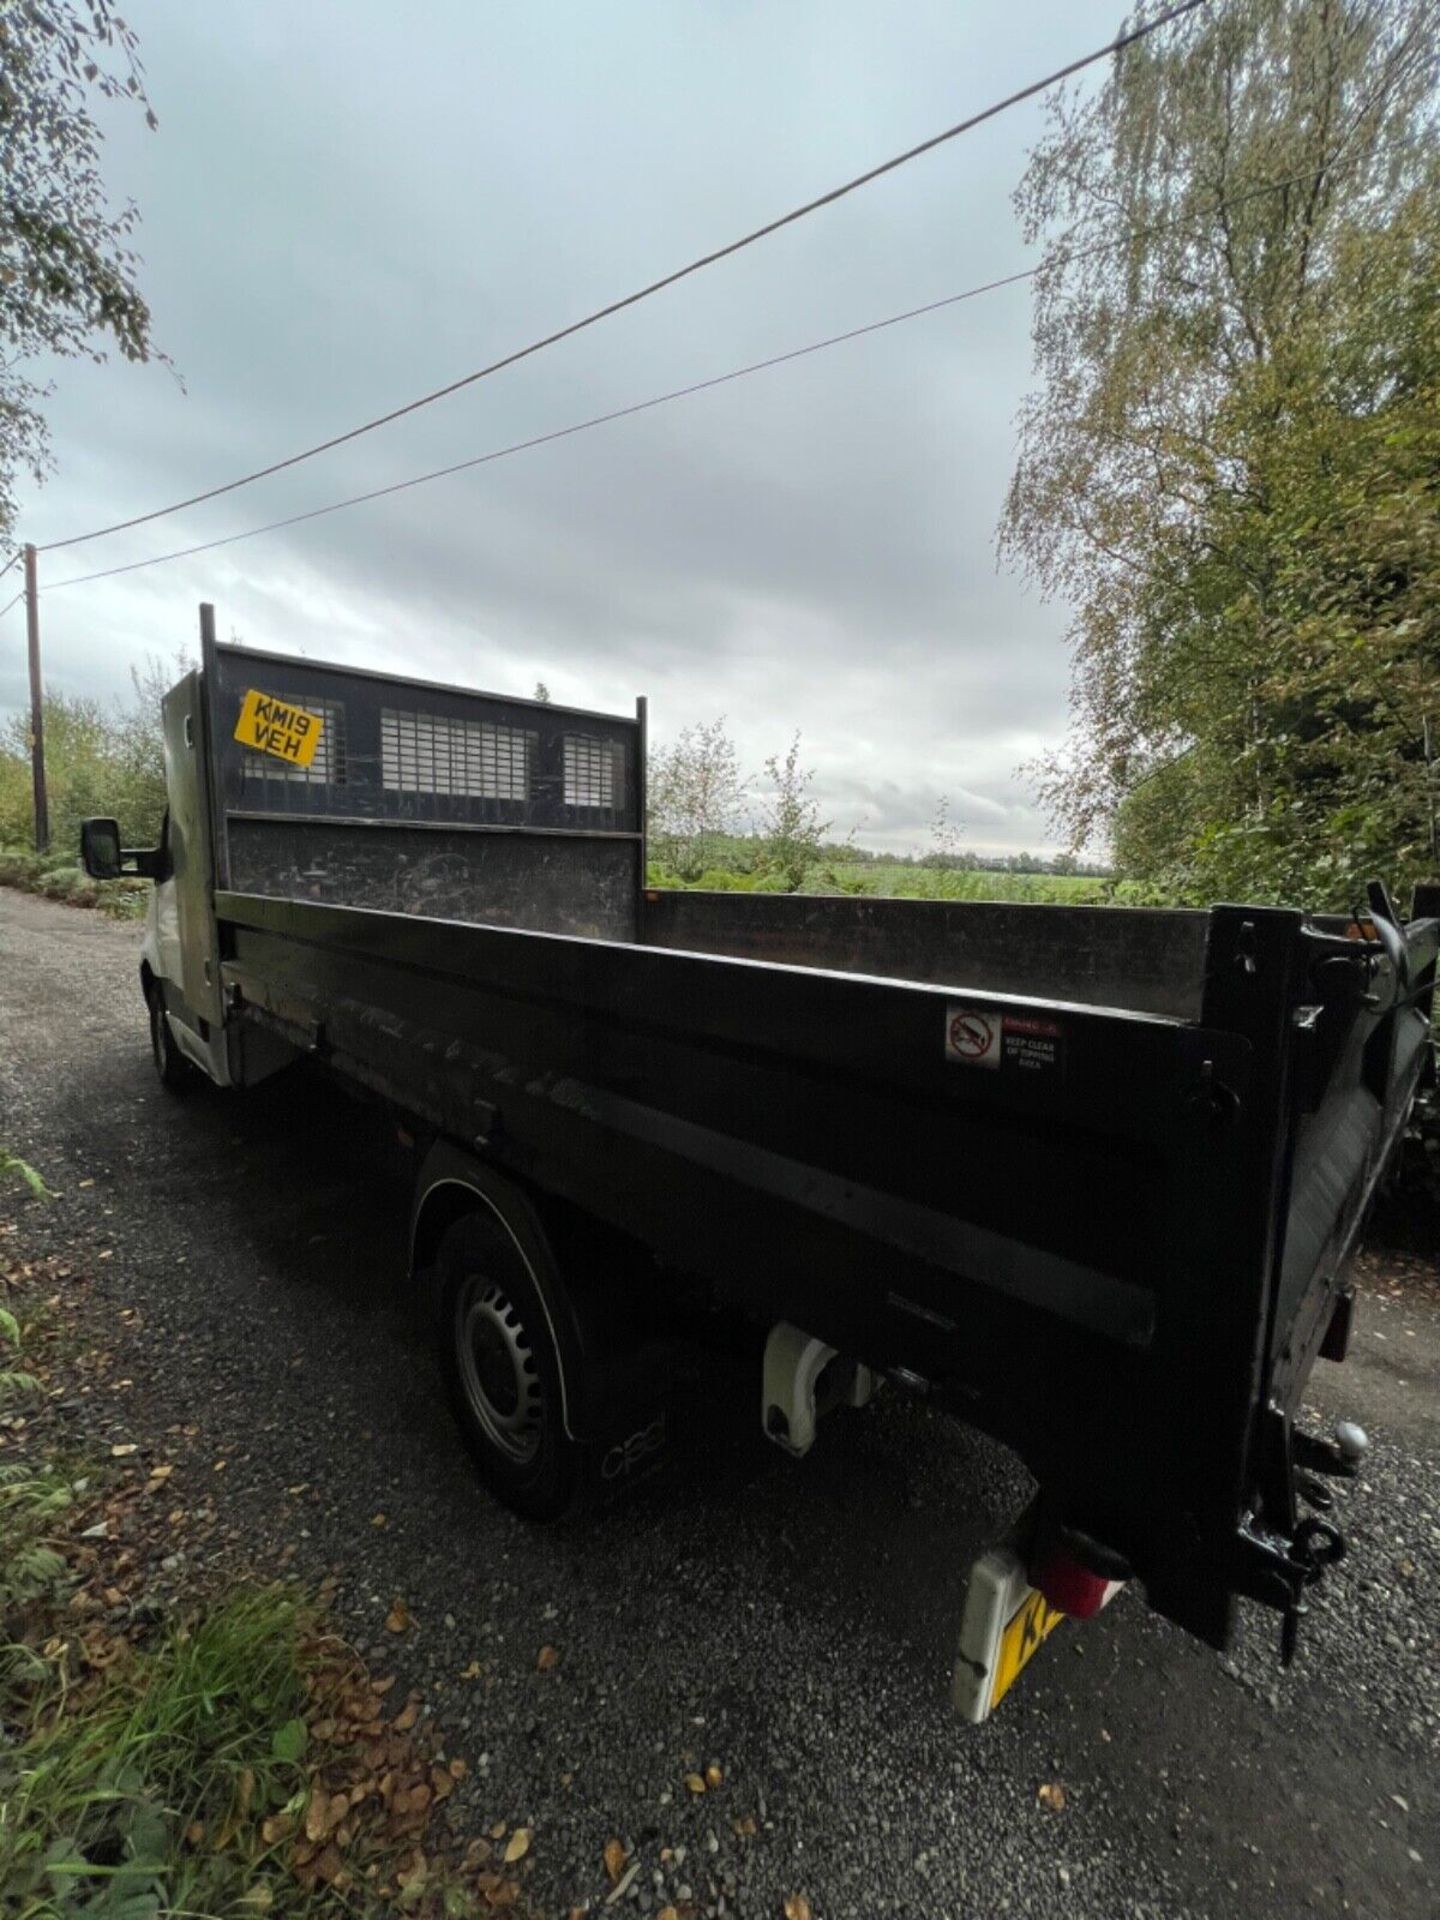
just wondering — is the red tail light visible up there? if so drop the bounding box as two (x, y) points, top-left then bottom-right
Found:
(1035, 1550), (1122, 1620)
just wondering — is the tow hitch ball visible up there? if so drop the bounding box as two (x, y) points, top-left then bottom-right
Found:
(1295, 1419), (1368, 1512)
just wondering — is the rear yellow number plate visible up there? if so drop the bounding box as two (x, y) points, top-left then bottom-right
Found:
(991, 1587), (1064, 1710)
(234, 688), (324, 769)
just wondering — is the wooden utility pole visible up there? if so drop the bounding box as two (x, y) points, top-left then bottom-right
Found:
(24, 543), (48, 853)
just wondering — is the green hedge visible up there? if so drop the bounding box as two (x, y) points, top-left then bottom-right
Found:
(0, 845), (149, 920)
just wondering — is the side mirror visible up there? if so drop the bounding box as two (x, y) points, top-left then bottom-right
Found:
(80, 817), (123, 881)
(79, 818), (165, 882)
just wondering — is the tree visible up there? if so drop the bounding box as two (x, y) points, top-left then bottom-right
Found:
(1001, 0), (1440, 906)
(0, 655), (176, 851)
(756, 732), (831, 891)
(0, 0), (159, 544)
(647, 717), (745, 881)
(532, 681), (551, 703)
(921, 794), (973, 870)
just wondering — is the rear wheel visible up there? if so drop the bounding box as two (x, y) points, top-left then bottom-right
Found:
(147, 984), (192, 1092)
(435, 1208), (581, 1520)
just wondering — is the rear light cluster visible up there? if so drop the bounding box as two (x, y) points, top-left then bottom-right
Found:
(1034, 1550), (1123, 1619)
(1032, 1524), (1130, 1619)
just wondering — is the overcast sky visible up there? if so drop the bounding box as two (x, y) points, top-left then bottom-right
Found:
(5, 0), (1122, 856)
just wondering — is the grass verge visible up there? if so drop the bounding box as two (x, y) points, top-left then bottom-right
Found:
(4, 1583), (321, 1917)
(0, 1243), (522, 1919)
(0, 847), (149, 921)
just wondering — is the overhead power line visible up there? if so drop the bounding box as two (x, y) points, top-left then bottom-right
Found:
(36, 0), (1211, 556)
(42, 271), (1039, 592)
(34, 159), (1335, 599)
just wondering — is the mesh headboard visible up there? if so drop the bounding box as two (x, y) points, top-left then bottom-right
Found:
(203, 640), (645, 941)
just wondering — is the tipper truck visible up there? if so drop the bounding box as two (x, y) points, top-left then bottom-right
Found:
(80, 609), (1439, 1718)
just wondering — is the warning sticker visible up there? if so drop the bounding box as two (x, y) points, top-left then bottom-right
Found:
(233, 689), (324, 769)
(946, 1006), (1065, 1078)
(945, 1007), (1002, 1068)
(1000, 1012), (1065, 1077)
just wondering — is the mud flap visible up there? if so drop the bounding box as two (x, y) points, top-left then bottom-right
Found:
(575, 1337), (675, 1505)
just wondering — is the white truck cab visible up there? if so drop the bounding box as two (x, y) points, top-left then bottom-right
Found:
(82, 658), (291, 1093)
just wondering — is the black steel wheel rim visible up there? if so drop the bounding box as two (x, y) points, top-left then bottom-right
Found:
(454, 1272), (544, 1465)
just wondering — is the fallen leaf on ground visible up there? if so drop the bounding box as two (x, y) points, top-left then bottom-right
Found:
(684, 1772), (706, 1795)
(385, 1601), (411, 1634)
(110, 1442), (137, 1457)
(503, 1829), (531, 1864)
(314, 1843), (345, 1885)
(397, 1853), (428, 1897)
(304, 1786), (331, 1844)
(658, 1909), (680, 1920)
(371, 1512), (388, 1528)
(603, 1837), (627, 1883)
(461, 1660), (483, 1680)
(705, 1763), (723, 1788)
(1037, 1780), (1067, 1811)
(537, 1644), (559, 1671)
(783, 1897), (813, 1920)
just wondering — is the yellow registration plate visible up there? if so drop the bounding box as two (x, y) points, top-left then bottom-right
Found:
(990, 1587), (1064, 1711)
(233, 688), (325, 769)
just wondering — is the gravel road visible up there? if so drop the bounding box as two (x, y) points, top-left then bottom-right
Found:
(1, 886), (1436, 1920)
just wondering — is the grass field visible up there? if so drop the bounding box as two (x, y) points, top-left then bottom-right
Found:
(647, 859), (1156, 904)
(1, 842), (1147, 921)
(816, 864), (1129, 905)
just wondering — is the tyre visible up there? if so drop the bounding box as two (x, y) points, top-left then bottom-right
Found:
(147, 984), (193, 1092)
(434, 1207), (581, 1520)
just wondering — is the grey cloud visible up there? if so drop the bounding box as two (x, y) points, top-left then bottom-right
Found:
(10, 0), (1107, 855)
